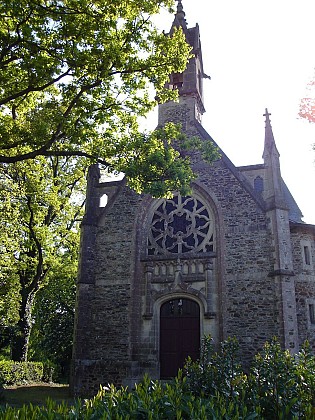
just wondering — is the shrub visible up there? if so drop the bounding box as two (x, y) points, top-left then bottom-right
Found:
(0, 337), (314, 418)
(42, 360), (58, 383)
(0, 360), (43, 385)
(184, 336), (315, 419)
(247, 338), (315, 419)
(0, 381), (4, 403)
(184, 335), (247, 399)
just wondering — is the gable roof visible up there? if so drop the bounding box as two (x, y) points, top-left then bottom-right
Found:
(194, 120), (267, 210)
(282, 181), (304, 223)
(193, 120), (305, 223)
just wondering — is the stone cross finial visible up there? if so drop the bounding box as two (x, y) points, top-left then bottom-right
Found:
(177, 0), (183, 12)
(262, 107), (278, 159)
(263, 108), (272, 124)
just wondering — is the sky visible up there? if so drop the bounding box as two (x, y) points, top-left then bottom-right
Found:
(149, 0), (315, 224)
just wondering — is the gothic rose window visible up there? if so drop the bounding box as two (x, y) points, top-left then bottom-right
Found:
(147, 195), (214, 256)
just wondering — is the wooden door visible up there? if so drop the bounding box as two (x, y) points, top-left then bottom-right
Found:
(160, 298), (200, 379)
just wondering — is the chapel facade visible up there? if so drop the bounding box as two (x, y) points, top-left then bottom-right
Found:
(71, 1), (315, 396)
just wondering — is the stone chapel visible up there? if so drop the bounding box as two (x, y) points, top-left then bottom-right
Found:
(71, 1), (315, 396)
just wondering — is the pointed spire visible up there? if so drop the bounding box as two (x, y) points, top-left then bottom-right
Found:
(262, 108), (286, 208)
(263, 108), (279, 158)
(171, 0), (188, 32)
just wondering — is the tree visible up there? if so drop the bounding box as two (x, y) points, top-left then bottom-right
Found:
(299, 69), (315, 124)
(29, 252), (77, 379)
(0, 0), (219, 361)
(0, 157), (85, 361)
(0, 0), (206, 194)
(299, 70), (315, 159)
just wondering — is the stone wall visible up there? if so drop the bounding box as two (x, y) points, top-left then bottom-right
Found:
(196, 160), (279, 361)
(72, 284), (131, 396)
(72, 152), (315, 396)
(72, 185), (142, 396)
(291, 229), (315, 350)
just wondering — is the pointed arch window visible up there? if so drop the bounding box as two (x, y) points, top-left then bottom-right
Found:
(304, 246), (311, 265)
(254, 176), (264, 195)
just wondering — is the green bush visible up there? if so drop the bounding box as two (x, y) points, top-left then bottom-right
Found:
(184, 335), (246, 399)
(0, 337), (314, 419)
(0, 375), (256, 419)
(42, 360), (58, 383)
(0, 382), (4, 403)
(0, 360), (43, 385)
(247, 338), (315, 419)
(184, 335), (315, 419)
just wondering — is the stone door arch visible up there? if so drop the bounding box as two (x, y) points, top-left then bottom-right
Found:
(160, 298), (200, 379)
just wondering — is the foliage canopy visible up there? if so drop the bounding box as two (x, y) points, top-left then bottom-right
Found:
(0, 0), (219, 363)
(299, 70), (315, 125)
(0, 156), (85, 361)
(0, 0), (209, 195)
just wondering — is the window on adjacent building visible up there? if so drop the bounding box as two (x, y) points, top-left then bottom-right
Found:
(304, 245), (311, 265)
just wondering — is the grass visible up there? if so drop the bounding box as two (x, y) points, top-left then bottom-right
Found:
(2, 383), (74, 407)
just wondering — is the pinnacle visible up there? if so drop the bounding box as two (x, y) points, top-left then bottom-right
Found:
(172, 0), (187, 30)
(263, 108), (278, 157)
(177, 0), (184, 13)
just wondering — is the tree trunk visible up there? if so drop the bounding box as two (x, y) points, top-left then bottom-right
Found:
(11, 291), (36, 362)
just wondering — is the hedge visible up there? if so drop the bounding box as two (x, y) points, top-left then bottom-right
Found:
(0, 360), (43, 385)
(0, 338), (314, 418)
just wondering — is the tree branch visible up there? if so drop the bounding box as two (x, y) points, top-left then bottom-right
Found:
(25, 195), (50, 292)
(0, 69), (72, 106)
(0, 148), (111, 166)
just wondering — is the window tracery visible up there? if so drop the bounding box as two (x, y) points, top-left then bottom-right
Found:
(147, 194), (214, 256)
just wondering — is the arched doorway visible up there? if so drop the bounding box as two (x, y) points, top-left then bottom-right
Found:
(160, 298), (200, 379)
